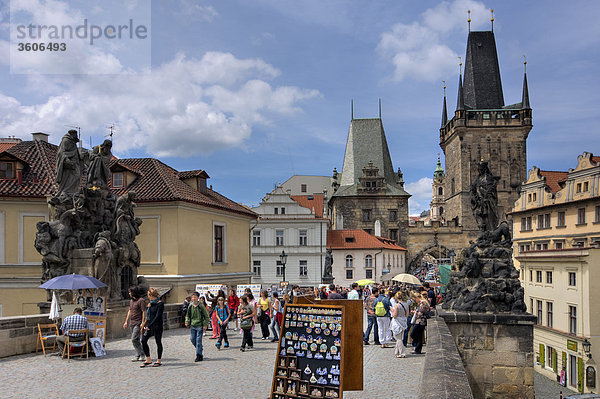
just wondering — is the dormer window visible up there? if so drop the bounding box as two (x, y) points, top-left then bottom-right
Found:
(0, 162), (14, 179)
(112, 172), (124, 188)
(345, 237), (355, 243)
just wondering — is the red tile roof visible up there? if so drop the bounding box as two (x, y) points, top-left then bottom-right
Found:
(179, 169), (209, 179)
(0, 141), (20, 153)
(0, 140), (58, 198)
(110, 158), (256, 218)
(291, 194), (324, 217)
(539, 170), (568, 194)
(0, 140), (256, 218)
(327, 230), (406, 251)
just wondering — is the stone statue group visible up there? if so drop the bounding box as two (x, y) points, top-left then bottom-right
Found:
(443, 161), (526, 313)
(35, 130), (142, 300)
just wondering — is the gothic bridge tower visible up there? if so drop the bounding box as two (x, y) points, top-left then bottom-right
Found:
(440, 29), (532, 232)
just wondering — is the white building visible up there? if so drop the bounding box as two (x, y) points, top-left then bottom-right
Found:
(281, 175), (332, 196)
(251, 186), (328, 288)
(327, 229), (407, 285)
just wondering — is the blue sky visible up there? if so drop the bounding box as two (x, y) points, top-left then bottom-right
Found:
(1, 0), (599, 215)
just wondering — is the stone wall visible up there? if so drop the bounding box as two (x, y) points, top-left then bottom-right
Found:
(439, 310), (536, 399)
(331, 195), (409, 247)
(418, 316), (474, 399)
(0, 303), (181, 359)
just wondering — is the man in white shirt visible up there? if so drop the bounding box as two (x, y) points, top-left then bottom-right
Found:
(347, 283), (360, 300)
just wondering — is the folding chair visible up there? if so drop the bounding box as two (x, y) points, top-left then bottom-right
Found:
(36, 323), (59, 357)
(62, 329), (89, 361)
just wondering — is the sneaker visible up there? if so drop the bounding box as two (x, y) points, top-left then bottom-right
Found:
(234, 328), (238, 331)
(224, 343), (229, 348)
(363, 341), (370, 346)
(270, 338), (278, 342)
(216, 343), (221, 350)
(240, 347), (245, 352)
(195, 354), (203, 362)
(131, 356), (142, 362)
(261, 337), (266, 340)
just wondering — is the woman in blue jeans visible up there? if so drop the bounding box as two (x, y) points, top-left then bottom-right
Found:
(140, 288), (164, 367)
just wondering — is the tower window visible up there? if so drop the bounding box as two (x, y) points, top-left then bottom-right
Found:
(362, 209), (372, 222)
(301, 184), (307, 193)
(438, 187), (443, 196)
(389, 210), (397, 222)
(439, 207), (444, 215)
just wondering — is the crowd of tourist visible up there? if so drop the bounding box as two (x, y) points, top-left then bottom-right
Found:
(116, 282), (438, 366)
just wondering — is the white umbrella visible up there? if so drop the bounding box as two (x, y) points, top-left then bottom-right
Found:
(391, 273), (421, 285)
(49, 291), (60, 321)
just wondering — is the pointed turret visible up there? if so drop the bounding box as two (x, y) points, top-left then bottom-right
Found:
(521, 70), (530, 110)
(456, 73), (465, 112)
(441, 84), (448, 127)
(433, 155), (444, 179)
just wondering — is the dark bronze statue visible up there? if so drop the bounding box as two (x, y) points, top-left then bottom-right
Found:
(55, 130), (84, 198)
(470, 161), (500, 232)
(443, 160), (526, 313)
(87, 139), (112, 188)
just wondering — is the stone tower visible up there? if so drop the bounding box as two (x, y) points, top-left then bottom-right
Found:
(329, 112), (411, 247)
(440, 30), (532, 232)
(430, 155), (445, 222)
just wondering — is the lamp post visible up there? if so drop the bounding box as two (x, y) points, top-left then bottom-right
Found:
(279, 250), (288, 286)
(583, 339), (592, 358)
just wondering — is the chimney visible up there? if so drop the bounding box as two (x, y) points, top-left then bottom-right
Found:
(17, 169), (23, 185)
(31, 132), (49, 142)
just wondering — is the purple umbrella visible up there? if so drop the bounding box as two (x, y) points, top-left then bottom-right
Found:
(39, 273), (107, 290)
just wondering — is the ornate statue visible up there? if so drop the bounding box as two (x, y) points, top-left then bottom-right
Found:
(55, 130), (83, 198)
(87, 139), (112, 188)
(470, 161), (500, 232)
(443, 161), (526, 313)
(114, 192), (142, 244)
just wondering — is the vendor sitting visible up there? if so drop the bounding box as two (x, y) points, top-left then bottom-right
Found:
(57, 307), (88, 355)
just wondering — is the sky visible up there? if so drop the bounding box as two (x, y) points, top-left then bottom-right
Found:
(1, 0), (599, 215)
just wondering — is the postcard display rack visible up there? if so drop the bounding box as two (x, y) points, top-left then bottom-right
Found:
(270, 304), (344, 399)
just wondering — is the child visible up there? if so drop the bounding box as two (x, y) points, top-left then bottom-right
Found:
(215, 297), (230, 349)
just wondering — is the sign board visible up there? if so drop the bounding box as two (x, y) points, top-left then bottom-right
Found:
(195, 284), (227, 302)
(567, 339), (578, 352)
(237, 284), (261, 298)
(86, 316), (106, 346)
(271, 303), (344, 399)
(77, 295), (106, 316)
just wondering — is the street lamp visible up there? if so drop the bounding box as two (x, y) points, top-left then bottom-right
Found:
(279, 250), (288, 285)
(583, 339), (592, 358)
(449, 249), (456, 265)
(382, 262), (391, 275)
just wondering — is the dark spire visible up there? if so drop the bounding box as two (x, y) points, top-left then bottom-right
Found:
(441, 81), (448, 127)
(456, 72), (465, 112)
(522, 56), (530, 109)
(463, 31), (504, 109)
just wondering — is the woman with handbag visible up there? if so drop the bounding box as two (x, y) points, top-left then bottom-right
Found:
(391, 291), (410, 358)
(257, 290), (271, 340)
(410, 294), (430, 355)
(238, 295), (256, 352)
(140, 288), (164, 367)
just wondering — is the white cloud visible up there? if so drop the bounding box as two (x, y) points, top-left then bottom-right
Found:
(406, 177), (433, 216)
(0, 51), (320, 157)
(377, 0), (490, 82)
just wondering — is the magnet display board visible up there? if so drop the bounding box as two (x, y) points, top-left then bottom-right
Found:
(271, 303), (344, 399)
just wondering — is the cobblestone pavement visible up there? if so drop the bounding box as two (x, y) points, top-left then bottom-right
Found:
(534, 370), (576, 399)
(0, 328), (423, 398)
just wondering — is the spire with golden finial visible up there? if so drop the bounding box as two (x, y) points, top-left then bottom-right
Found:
(456, 58), (464, 112)
(467, 10), (471, 32)
(490, 9), (494, 32)
(522, 55), (530, 109)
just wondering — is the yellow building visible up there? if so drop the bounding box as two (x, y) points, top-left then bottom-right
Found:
(0, 134), (256, 316)
(511, 152), (600, 394)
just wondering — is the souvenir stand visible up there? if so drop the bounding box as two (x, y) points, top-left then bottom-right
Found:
(76, 291), (107, 346)
(271, 303), (345, 398)
(294, 297), (364, 393)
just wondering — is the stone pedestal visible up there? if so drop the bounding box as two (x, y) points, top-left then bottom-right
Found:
(438, 310), (537, 399)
